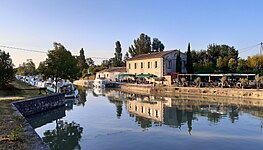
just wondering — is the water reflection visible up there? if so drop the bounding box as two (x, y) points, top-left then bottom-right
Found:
(103, 89), (263, 131)
(28, 88), (263, 150)
(43, 120), (83, 150)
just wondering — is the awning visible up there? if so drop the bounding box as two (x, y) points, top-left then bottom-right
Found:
(136, 74), (157, 78)
(119, 74), (135, 77)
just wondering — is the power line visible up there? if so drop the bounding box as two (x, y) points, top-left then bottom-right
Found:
(238, 43), (261, 54)
(0, 44), (48, 54)
(0, 44), (109, 59)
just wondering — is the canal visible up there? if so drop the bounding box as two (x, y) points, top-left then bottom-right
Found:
(26, 87), (263, 150)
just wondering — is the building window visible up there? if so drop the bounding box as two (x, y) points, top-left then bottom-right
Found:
(135, 105), (137, 111)
(155, 110), (159, 118)
(141, 62), (143, 68)
(155, 61), (158, 68)
(148, 108), (151, 116)
(134, 63), (137, 69)
(129, 63), (131, 69)
(141, 106), (144, 113)
(148, 62), (150, 68)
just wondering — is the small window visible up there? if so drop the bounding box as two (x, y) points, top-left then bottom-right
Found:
(129, 63), (131, 69)
(148, 62), (150, 68)
(135, 105), (137, 111)
(155, 61), (158, 68)
(155, 110), (159, 118)
(141, 62), (143, 68)
(141, 106), (144, 113)
(134, 63), (137, 69)
(107, 74), (109, 77)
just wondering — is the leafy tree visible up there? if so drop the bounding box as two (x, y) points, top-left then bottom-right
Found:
(228, 58), (237, 72)
(194, 77), (201, 87)
(151, 38), (164, 52)
(0, 49), (14, 87)
(101, 60), (111, 68)
(237, 58), (249, 73)
(220, 76), (227, 88)
(255, 74), (262, 89)
(113, 41), (123, 67)
(186, 43), (194, 74)
(239, 78), (248, 89)
(17, 59), (36, 76)
(40, 42), (78, 90)
(176, 51), (182, 73)
(128, 33), (151, 57)
(247, 55), (263, 73)
(86, 57), (95, 68)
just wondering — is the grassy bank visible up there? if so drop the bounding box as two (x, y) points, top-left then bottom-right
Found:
(0, 80), (46, 150)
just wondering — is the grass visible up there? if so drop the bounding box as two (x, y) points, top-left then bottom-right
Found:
(0, 80), (46, 150)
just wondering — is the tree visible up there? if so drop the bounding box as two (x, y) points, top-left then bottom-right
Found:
(17, 59), (36, 76)
(128, 33), (151, 57)
(255, 74), (262, 89)
(123, 52), (130, 66)
(239, 78), (248, 89)
(41, 42), (78, 91)
(176, 51), (182, 73)
(186, 43), (194, 74)
(228, 58), (237, 72)
(247, 55), (263, 73)
(101, 60), (111, 68)
(77, 48), (87, 75)
(237, 58), (249, 73)
(86, 57), (95, 68)
(0, 49), (14, 87)
(151, 38), (164, 52)
(112, 41), (123, 67)
(220, 76), (227, 88)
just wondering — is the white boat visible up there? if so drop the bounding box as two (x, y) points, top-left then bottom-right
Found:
(93, 78), (108, 88)
(59, 80), (79, 98)
(46, 79), (79, 98)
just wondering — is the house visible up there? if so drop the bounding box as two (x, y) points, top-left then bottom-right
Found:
(126, 50), (187, 78)
(96, 67), (126, 81)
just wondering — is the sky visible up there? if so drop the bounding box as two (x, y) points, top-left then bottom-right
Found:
(0, 0), (263, 67)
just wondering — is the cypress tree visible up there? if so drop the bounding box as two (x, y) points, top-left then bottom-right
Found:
(186, 43), (194, 73)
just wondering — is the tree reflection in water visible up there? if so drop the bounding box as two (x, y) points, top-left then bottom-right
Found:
(43, 120), (83, 150)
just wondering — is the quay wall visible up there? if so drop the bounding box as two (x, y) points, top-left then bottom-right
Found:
(11, 93), (65, 150)
(73, 79), (94, 88)
(120, 84), (263, 100)
(12, 93), (65, 117)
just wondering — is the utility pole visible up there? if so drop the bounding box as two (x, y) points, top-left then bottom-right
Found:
(261, 42), (263, 55)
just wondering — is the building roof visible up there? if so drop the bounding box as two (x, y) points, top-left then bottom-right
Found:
(127, 50), (177, 61)
(98, 67), (126, 73)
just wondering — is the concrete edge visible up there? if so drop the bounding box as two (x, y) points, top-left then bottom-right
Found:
(11, 103), (50, 150)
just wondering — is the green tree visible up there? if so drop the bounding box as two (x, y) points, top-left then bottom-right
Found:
(228, 58), (237, 72)
(113, 41), (123, 67)
(237, 58), (249, 73)
(17, 59), (36, 76)
(101, 60), (111, 68)
(77, 48), (87, 75)
(128, 33), (151, 57)
(123, 52), (129, 66)
(176, 51), (182, 73)
(0, 49), (14, 88)
(86, 57), (95, 68)
(41, 42), (78, 90)
(186, 43), (194, 74)
(151, 38), (164, 52)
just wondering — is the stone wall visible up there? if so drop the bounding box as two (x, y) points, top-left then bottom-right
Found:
(120, 84), (263, 100)
(13, 93), (65, 117)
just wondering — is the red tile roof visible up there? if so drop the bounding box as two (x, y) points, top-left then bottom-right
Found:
(98, 67), (126, 73)
(127, 50), (177, 61)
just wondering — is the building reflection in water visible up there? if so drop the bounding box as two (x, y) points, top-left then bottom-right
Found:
(102, 89), (263, 133)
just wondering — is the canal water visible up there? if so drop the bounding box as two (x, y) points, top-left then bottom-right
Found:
(26, 88), (263, 150)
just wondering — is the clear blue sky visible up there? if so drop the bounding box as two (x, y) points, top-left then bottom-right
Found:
(1, 0), (263, 67)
